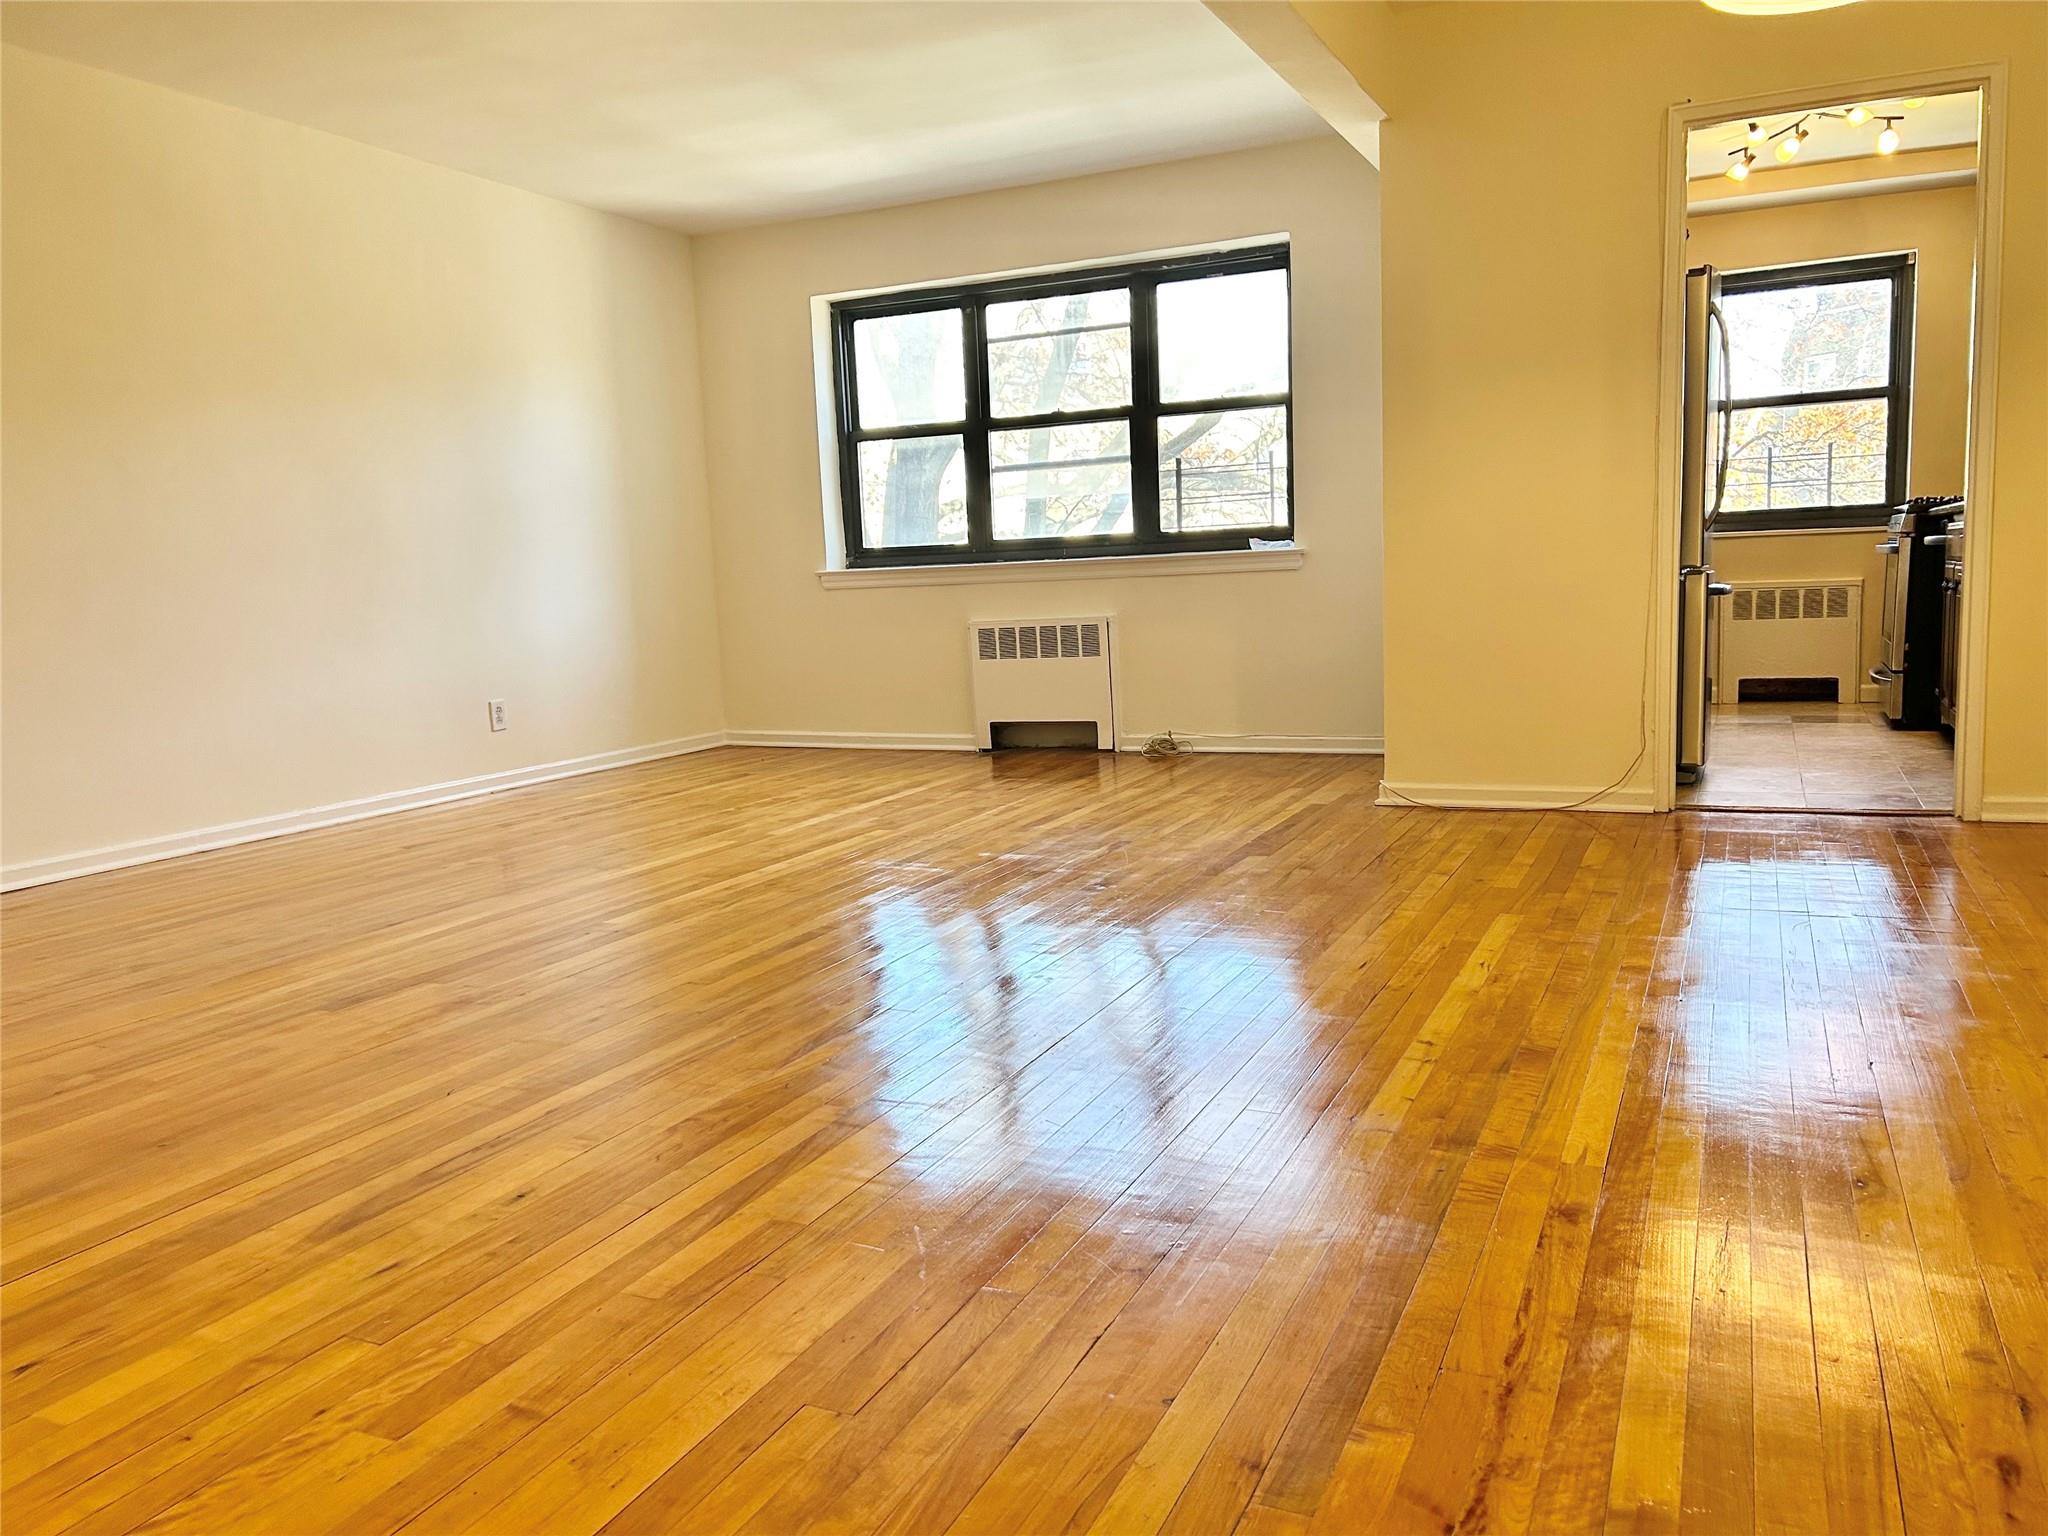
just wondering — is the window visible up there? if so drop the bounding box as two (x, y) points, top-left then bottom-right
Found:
(1717, 252), (1915, 530)
(831, 245), (1291, 567)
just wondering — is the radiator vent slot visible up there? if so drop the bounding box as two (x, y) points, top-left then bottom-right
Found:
(974, 621), (1104, 662)
(1732, 589), (1753, 621)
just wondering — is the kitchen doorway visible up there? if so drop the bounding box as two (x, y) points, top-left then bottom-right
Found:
(1654, 72), (2005, 817)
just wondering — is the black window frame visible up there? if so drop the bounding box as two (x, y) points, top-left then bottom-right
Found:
(831, 243), (1293, 568)
(1716, 251), (1915, 533)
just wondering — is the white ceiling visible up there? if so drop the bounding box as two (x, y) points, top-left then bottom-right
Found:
(1687, 89), (1978, 180)
(0, 1), (1329, 233)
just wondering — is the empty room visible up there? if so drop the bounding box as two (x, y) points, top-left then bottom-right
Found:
(2, 2), (2044, 1533)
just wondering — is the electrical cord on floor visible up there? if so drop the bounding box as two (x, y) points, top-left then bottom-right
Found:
(1138, 729), (1372, 758)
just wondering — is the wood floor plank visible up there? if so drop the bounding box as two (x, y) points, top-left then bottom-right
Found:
(3, 749), (2043, 1533)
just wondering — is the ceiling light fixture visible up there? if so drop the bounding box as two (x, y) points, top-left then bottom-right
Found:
(1702, 0), (1861, 13)
(1710, 100), (1930, 179)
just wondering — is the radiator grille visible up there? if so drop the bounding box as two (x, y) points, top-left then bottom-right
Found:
(1730, 584), (1853, 621)
(973, 621), (1104, 661)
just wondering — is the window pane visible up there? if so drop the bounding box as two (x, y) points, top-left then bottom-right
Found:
(990, 420), (1132, 540)
(853, 309), (965, 429)
(1723, 399), (1888, 512)
(1158, 408), (1289, 532)
(857, 435), (967, 546)
(1157, 268), (1288, 403)
(987, 289), (1131, 418)
(1722, 278), (1891, 399)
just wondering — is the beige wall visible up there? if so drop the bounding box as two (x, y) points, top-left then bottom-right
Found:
(1, 47), (725, 876)
(1299, 0), (2046, 817)
(1688, 181), (1978, 687)
(690, 137), (1382, 751)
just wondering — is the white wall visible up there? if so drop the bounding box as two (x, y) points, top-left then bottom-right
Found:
(1, 47), (725, 879)
(690, 137), (1383, 752)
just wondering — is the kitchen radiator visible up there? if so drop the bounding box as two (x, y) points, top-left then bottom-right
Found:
(1715, 580), (1863, 704)
(968, 617), (1114, 750)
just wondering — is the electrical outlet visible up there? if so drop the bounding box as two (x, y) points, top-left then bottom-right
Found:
(488, 699), (508, 732)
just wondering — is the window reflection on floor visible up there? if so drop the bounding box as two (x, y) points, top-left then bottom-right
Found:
(855, 889), (1309, 1197)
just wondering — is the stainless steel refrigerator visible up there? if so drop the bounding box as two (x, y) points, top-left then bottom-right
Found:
(1677, 265), (1732, 785)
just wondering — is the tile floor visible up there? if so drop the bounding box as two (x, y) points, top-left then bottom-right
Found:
(1676, 700), (1955, 812)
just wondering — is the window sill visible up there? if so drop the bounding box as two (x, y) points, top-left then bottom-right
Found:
(817, 546), (1305, 589)
(1713, 521), (1890, 538)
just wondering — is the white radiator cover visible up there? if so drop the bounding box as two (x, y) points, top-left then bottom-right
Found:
(968, 616), (1115, 750)
(1715, 579), (1863, 704)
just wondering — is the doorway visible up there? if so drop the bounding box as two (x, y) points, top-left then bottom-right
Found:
(1655, 73), (2005, 818)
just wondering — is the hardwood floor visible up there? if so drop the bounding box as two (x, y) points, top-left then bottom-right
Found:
(3, 747), (2044, 1534)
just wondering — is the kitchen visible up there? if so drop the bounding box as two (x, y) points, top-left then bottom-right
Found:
(1673, 88), (1980, 812)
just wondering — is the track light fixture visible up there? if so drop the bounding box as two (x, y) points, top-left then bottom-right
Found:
(1716, 101), (1914, 178)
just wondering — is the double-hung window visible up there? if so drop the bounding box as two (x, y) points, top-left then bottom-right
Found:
(831, 244), (1291, 567)
(1717, 252), (1915, 530)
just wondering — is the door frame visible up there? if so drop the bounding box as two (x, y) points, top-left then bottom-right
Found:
(1651, 63), (2010, 817)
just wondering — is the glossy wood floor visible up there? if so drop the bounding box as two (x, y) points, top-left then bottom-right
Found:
(4, 748), (2045, 1535)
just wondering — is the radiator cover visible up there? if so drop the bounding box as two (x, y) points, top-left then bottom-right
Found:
(968, 617), (1115, 750)
(1715, 580), (1863, 705)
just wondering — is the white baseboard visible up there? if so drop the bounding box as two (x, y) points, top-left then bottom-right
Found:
(1980, 795), (2048, 824)
(1115, 732), (1384, 756)
(1376, 780), (1657, 814)
(724, 729), (978, 752)
(0, 732), (729, 892)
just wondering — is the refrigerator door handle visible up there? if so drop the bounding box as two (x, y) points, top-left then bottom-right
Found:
(1708, 582), (1733, 597)
(1708, 302), (1732, 518)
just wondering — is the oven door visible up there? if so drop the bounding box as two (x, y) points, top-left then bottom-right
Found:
(1877, 525), (1911, 674)
(1871, 525), (1909, 720)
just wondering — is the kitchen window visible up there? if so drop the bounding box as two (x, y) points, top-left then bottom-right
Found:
(830, 244), (1291, 568)
(1717, 252), (1915, 531)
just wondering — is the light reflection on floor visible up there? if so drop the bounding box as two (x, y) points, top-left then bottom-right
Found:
(854, 887), (1309, 1199)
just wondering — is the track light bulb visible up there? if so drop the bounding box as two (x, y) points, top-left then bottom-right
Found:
(1746, 120), (1767, 143)
(1877, 123), (1901, 154)
(1776, 129), (1804, 161)
(1726, 152), (1753, 181)
(1845, 105), (1870, 125)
